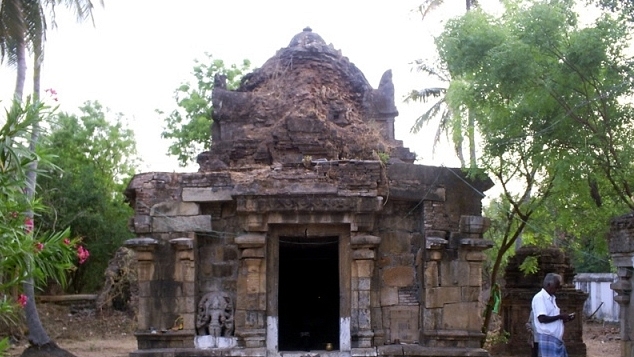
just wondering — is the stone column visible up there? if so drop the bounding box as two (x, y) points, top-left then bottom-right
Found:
(170, 237), (195, 331)
(611, 255), (633, 357)
(235, 233), (267, 348)
(351, 234), (381, 349)
(607, 212), (634, 357)
(421, 235), (448, 345)
(422, 216), (492, 349)
(124, 237), (158, 331)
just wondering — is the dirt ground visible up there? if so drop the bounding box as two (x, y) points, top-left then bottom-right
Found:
(582, 320), (621, 357)
(5, 303), (623, 357)
(6, 303), (137, 357)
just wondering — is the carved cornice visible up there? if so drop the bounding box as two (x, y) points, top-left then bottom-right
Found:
(236, 195), (383, 214)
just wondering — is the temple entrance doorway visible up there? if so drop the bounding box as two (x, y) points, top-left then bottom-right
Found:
(278, 236), (340, 351)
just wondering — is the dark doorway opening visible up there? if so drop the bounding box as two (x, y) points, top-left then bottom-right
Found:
(278, 236), (340, 351)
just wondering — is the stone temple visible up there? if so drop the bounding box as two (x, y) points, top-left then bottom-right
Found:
(123, 28), (494, 357)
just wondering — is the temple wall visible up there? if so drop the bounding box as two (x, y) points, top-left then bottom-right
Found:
(123, 161), (493, 356)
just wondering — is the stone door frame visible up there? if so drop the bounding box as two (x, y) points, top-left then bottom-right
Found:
(265, 224), (352, 354)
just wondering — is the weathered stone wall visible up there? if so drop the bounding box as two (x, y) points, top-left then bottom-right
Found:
(374, 201), (424, 346)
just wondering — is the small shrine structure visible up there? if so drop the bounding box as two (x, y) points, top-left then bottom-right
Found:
(497, 247), (587, 357)
(124, 28), (494, 357)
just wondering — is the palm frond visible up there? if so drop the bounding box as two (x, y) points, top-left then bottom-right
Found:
(413, 60), (451, 82)
(0, 0), (27, 64)
(406, 87), (447, 104)
(418, 0), (445, 21)
(410, 96), (450, 134)
(44, 0), (99, 27)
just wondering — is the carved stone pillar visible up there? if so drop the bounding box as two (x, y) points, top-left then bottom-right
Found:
(235, 233), (267, 348)
(351, 234), (381, 349)
(422, 216), (492, 349)
(612, 255), (633, 357)
(170, 237), (195, 331)
(124, 237), (158, 331)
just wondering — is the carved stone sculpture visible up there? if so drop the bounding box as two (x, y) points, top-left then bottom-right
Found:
(196, 292), (235, 337)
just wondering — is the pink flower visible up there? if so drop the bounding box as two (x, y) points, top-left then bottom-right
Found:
(63, 238), (71, 245)
(17, 294), (27, 308)
(24, 217), (34, 233)
(34, 242), (44, 252)
(77, 245), (90, 264)
(45, 88), (58, 102)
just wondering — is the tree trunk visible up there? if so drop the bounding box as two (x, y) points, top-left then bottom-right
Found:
(14, 38), (27, 101)
(21, 280), (50, 346)
(468, 110), (477, 168)
(22, 37), (52, 348)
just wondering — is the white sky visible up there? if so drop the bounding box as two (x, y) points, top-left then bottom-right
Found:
(1, 0), (485, 172)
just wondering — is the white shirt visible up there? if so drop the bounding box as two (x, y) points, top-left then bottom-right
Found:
(532, 288), (564, 340)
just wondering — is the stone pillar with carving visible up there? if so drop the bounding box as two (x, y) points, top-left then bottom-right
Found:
(351, 234), (381, 349)
(421, 233), (448, 345)
(170, 237), (195, 331)
(235, 233), (267, 348)
(608, 212), (634, 357)
(124, 238), (158, 331)
(422, 216), (492, 349)
(456, 216), (493, 347)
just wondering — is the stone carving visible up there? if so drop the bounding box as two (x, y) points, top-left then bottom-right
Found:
(196, 292), (235, 337)
(236, 195), (382, 213)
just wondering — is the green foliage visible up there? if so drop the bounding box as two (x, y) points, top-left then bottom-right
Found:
(436, 0), (634, 341)
(160, 53), (252, 166)
(37, 101), (138, 293)
(594, 0), (634, 22)
(0, 99), (84, 353)
(519, 256), (539, 275)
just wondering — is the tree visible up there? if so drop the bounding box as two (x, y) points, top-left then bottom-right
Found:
(407, 0), (480, 168)
(0, 99), (86, 356)
(435, 0), (634, 342)
(594, 0), (634, 21)
(37, 101), (138, 293)
(160, 53), (251, 166)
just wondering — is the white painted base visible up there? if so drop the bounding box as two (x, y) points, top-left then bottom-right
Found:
(194, 336), (237, 349)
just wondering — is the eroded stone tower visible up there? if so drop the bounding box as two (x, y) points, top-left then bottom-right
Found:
(124, 28), (494, 357)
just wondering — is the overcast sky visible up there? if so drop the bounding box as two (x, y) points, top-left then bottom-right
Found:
(1, 0), (483, 172)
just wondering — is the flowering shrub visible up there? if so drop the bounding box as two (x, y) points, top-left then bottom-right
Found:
(77, 245), (90, 264)
(17, 294), (28, 308)
(0, 99), (87, 353)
